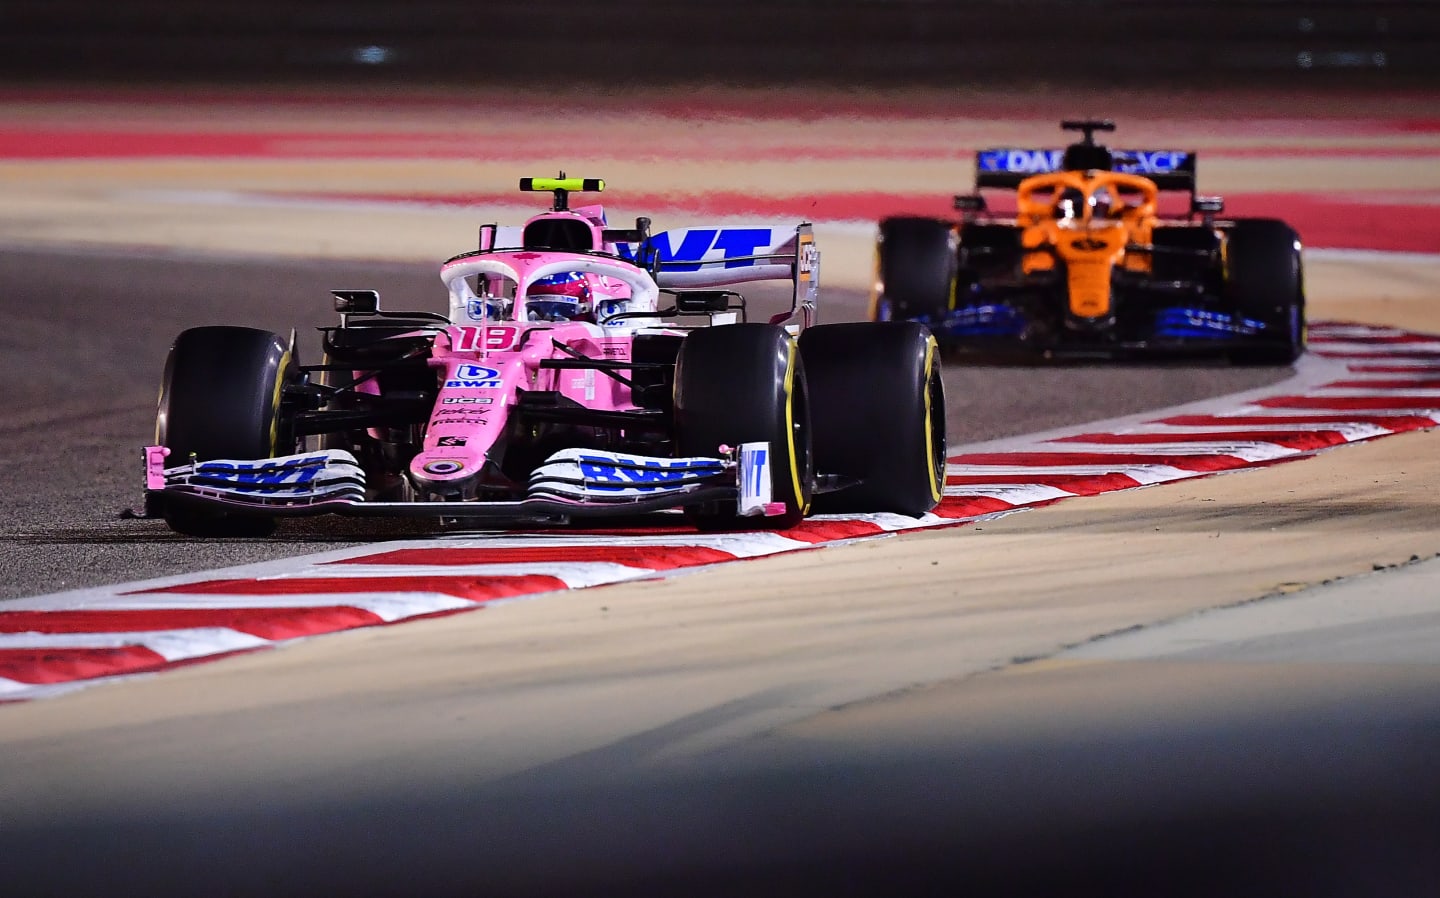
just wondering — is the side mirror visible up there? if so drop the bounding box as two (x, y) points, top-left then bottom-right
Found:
(332, 290), (380, 314)
(602, 217), (653, 245)
(1192, 196), (1224, 215)
(675, 291), (734, 314)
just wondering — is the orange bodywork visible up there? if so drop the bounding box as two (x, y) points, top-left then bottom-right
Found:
(1016, 171), (1159, 320)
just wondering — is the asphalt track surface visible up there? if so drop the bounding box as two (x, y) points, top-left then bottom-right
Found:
(0, 243), (1289, 601)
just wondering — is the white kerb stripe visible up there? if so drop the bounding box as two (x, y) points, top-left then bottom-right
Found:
(1223, 403), (1438, 418)
(944, 484), (1077, 503)
(946, 463), (1197, 483)
(372, 532), (813, 557)
(74, 592), (479, 622)
(1303, 387), (1440, 398)
(253, 562), (656, 590)
(1115, 422), (1390, 439)
(0, 627), (270, 661)
(1040, 441), (1296, 462)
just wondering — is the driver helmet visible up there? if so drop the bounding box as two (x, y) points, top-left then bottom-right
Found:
(1054, 186), (1086, 221)
(527, 271), (593, 322)
(1091, 186), (1114, 219)
(594, 296), (633, 324)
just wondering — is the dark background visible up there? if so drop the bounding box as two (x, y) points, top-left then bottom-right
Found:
(2, 0), (1438, 87)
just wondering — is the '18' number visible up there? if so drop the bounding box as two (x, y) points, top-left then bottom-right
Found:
(451, 325), (518, 352)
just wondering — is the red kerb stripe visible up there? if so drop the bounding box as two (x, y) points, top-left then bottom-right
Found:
(779, 519), (889, 542)
(936, 496), (1018, 517)
(335, 545), (739, 570)
(948, 452), (1250, 473)
(1325, 379), (1440, 389)
(0, 607), (384, 640)
(1345, 364), (1440, 374)
(1051, 431), (1349, 450)
(946, 472), (1144, 494)
(0, 645), (170, 685)
(1256, 396), (1440, 412)
(1157, 414), (1431, 429)
(128, 574), (567, 602)
(1312, 334), (1440, 345)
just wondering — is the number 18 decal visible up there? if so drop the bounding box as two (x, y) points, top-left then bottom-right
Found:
(451, 325), (519, 352)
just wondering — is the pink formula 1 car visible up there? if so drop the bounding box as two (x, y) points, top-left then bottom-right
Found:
(145, 178), (946, 536)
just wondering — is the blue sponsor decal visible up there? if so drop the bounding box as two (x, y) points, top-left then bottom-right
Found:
(746, 446), (767, 489)
(939, 302), (1028, 337)
(979, 147), (1191, 177)
(978, 148), (1064, 174)
(742, 445), (768, 505)
(1113, 150), (1190, 175)
(578, 455), (720, 492)
(446, 364), (502, 389)
(617, 228), (774, 272)
(194, 456), (326, 490)
(1154, 308), (1264, 339)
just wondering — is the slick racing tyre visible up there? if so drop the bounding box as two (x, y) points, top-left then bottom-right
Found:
(155, 326), (298, 537)
(1225, 218), (1306, 364)
(875, 217), (956, 322)
(800, 322), (947, 517)
(674, 323), (813, 530)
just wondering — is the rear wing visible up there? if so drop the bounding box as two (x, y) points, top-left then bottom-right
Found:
(616, 223), (819, 328)
(974, 148), (1197, 192)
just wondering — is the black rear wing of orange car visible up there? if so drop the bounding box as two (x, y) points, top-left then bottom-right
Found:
(974, 147), (1198, 193)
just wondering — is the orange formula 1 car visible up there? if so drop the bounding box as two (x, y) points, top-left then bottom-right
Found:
(872, 121), (1305, 363)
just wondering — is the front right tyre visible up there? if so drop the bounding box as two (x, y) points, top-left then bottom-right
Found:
(875, 217), (957, 322)
(674, 324), (813, 530)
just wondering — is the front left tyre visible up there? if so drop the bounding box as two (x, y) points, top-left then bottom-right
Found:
(155, 325), (298, 536)
(1224, 218), (1306, 364)
(801, 321), (947, 516)
(674, 323), (813, 530)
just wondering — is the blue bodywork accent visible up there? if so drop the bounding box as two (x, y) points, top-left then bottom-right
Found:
(936, 303), (1028, 338)
(1153, 308), (1266, 340)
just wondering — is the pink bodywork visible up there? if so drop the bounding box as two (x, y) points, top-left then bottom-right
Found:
(405, 211), (666, 493)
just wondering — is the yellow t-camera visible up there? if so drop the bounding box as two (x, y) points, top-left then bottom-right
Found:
(520, 178), (604, 193)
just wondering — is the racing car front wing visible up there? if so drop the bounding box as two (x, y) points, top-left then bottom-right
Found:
(143, 444), (785, 523)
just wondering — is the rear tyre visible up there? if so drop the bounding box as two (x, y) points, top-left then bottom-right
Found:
(674, 324), (813, 530)
(801, 322), (947, 516)
(155, 326), (298, 537)
(1225, 218), (1306, 364)
(875, 217), (956, 321)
